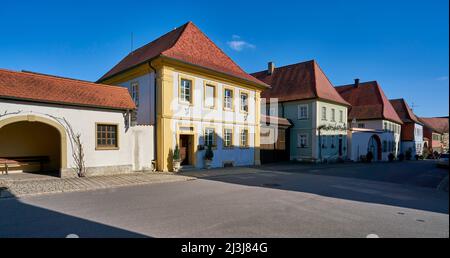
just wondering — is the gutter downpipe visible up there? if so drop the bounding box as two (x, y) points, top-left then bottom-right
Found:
(149, 59), (158, 171)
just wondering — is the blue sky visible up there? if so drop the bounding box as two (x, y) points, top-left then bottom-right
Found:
(1, 0), (448, 117)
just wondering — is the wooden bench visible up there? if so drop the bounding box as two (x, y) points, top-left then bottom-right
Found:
(0, 156), (50, 175)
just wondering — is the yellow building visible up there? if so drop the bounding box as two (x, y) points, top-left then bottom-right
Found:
(98, 22), (269, 172)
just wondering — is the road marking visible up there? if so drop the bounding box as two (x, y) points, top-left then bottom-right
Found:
(366, 234), (380, 238)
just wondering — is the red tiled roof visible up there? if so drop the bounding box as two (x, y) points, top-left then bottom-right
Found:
(251, 60), (350, 106)
(419, 117), (449, 134)
(98, 22), (268, 88)
(261, 115), (292, 127)
(335, 81), (403, 124)
(0, 69), (136, 110)
(390, 99), (422, 124)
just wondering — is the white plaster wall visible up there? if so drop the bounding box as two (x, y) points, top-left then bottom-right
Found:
(0, 100), (153, 173)
(119, 72), (155, 125)
(348, 130), (395, 161)
(351, 119), (401, 157)
(171, 71), (257, 125)
(167, 71), (257, 169)
(130, 125), (154, 171)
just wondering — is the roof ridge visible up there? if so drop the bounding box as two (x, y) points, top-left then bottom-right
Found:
(251, 60), (315, 74)
(310, 61), (319, 98)
(130, 22), (189, 57)
(163, 22), (249, 76)
(1, 69), (129, 91)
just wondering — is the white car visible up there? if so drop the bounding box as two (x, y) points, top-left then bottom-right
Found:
(437, 153), (449, 168)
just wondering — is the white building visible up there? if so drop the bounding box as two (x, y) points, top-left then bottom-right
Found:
(0, 69), (153, 178)
(336, 80), (403, 161)
(390, 99), (424, 156)
(97, 22), (269, 171)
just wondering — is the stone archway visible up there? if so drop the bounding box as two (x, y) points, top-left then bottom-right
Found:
(368, 134), (382, 161)
(0, 115), (68, 175)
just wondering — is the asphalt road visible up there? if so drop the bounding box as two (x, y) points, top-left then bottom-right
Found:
(0, 162), (448, 238)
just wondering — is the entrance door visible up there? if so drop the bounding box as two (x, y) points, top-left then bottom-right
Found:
(179, 135), (191, 166)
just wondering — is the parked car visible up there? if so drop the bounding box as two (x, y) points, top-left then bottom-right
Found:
(437, 153), (449, 168)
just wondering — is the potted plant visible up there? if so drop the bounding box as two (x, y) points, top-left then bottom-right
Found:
(172, 145), (181, 172)
(204, 144), (214, 169)
(388, 153), (395, 162)
(366, 151), (374, 163)
(405, 149), (412, 160)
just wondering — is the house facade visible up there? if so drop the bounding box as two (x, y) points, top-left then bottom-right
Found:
(419, 117), (449, 154)
(0, 69), (153, 178)
(390, 98), (424, 156)
(98, 22), (269, 172)
(252, 61), (351, 162)
(336, 80), (403, 161)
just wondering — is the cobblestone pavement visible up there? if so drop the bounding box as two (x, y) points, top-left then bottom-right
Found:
(0, 172), (194, 198)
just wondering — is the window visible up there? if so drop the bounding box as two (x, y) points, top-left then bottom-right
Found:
(384, 122), (388, 131)
(240, 129), (249, 148)
(204, 128), (215, 147)
(96, 124), (118, 149)
(224, 128), (233, 148)
(358, 123), (365, 128)
(331, 109), (336, 122)
(339, 110), (344, 123)
(180, 78), (192, 103)
(298, 134), (308, 148)
(204, 84), (216, 108)
(383, 140), (387, 152)
(321, 107), (327, 120)
(298, 105), (308, 120)
(130, 82), (139, 107)
(268, 107), (277, 116)
(224, 88), (233, 110)
(240, 92), (249, 112)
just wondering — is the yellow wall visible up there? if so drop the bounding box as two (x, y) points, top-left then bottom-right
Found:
(0, 121), (61, 172)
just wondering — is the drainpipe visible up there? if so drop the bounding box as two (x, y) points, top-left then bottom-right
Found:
(149, 60), (158, 171)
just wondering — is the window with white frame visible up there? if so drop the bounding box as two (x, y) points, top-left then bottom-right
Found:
(297, 134), (308, 148)
(224, 88), (233, 110)
(339, 110), (344, 123)
(240, 129), (249, 147)
(331, 108), (336, 122)
(358, 123), (365, 128)
(224, 128), (233, 147)
(321, 107), (327, 120)
(180, 78), (192, 103)
(204, 128), (215, 147)
(240, 92), (248, 112)
(130, 82), (139, 107)
(298, 105), (308, 120)
(204, 84), (215, 108)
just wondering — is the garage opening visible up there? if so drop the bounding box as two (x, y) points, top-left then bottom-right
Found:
(0, 120), (62, 177)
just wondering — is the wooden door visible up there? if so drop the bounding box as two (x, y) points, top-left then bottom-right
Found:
(180, 135), (190, 165)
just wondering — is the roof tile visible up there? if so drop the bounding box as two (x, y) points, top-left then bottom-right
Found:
(335, 81), (403, 124)
(251, 60), (350, 106)
(0, 69), (136, 110)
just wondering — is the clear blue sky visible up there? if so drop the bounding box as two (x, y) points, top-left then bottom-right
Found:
(1, 0), (448, 117)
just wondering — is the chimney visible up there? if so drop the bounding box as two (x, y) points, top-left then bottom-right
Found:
(268, 62), (275, 75)
(354, 78), (360, 88)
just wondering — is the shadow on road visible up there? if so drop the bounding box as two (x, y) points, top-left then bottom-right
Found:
(189, 162), (449, 215)
(0, 197), (149, 238)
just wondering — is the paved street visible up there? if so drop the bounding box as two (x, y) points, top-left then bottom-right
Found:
(0, 161), (448, 238)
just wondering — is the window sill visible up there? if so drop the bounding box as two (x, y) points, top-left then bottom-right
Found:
(223, 146), (235, 150)
(96, 147), (120, 151)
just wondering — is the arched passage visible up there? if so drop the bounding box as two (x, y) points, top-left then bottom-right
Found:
(0, 115), (67, 176)
(368, 134), (382, 161)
